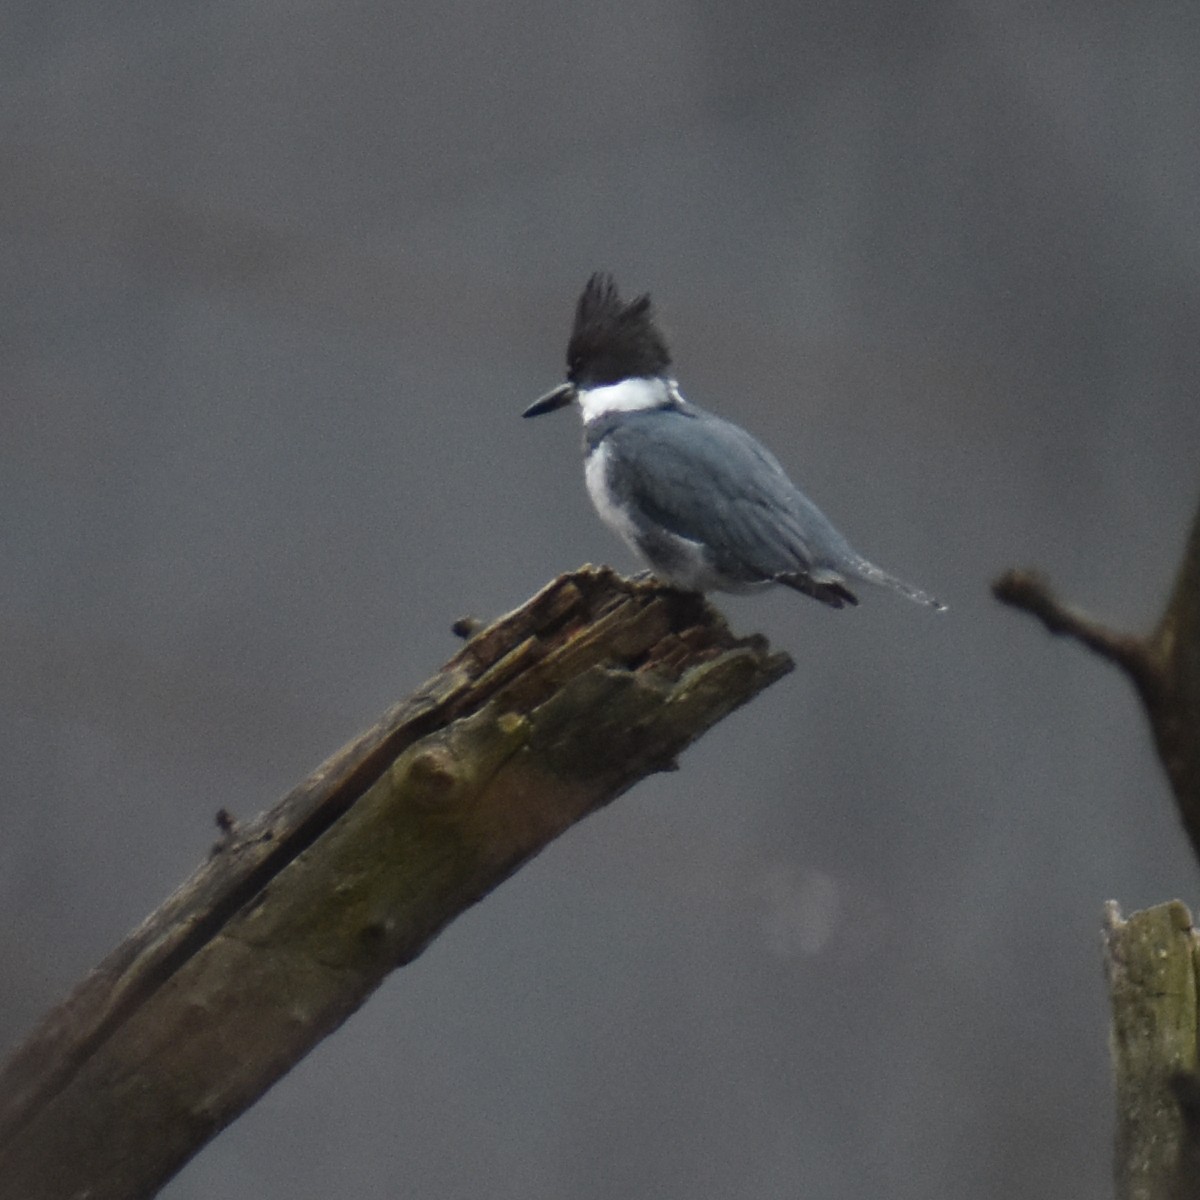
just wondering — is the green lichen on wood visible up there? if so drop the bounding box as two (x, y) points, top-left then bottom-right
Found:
(1105, 900), (1200, 1200)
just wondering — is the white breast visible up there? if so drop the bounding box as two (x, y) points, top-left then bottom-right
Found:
(583, 439), (737, 592)
(584, 442), (642, 549)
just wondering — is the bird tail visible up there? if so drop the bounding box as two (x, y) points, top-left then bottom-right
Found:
(776, 572), (860, 609)
(844, 558), (946, 611)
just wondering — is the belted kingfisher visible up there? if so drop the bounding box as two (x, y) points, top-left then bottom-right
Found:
(524, 273), (944, 611)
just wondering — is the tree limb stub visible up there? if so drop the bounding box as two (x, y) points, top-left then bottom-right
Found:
(0, 566), (792, 1200)
(993, 495), (1200, 857)
(1104, 900), (1200, 1200)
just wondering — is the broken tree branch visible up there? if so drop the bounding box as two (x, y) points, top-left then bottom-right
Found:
(993, 495), (1200, 855)
(0, 567), (792, 1200)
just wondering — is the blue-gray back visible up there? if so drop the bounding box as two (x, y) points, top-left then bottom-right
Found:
(587, 405), (857, 579)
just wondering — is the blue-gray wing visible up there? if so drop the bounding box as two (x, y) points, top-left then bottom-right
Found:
(599, 407), (856, 585)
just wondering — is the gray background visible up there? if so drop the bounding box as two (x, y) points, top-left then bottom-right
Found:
(5, 3), (1200, 1197)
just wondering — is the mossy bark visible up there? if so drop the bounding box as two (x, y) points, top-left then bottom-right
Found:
(1105, 901), (1200, 1200)
(0, 567), (791, 1200)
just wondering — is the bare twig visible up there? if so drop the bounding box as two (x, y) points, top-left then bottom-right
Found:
(993, 494), (1200, 845)
(992, 569), (1159, 696)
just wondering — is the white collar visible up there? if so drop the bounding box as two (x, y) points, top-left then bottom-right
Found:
(577, 377), (675, 422)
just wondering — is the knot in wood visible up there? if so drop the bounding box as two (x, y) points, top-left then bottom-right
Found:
(406, 746), (460, 806)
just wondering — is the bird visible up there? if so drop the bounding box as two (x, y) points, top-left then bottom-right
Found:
(523, 273), (944, 612)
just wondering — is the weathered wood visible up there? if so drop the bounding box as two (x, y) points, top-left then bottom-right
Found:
(1105, 901), (1200, 1200)
(0, 567), (792, 1200)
